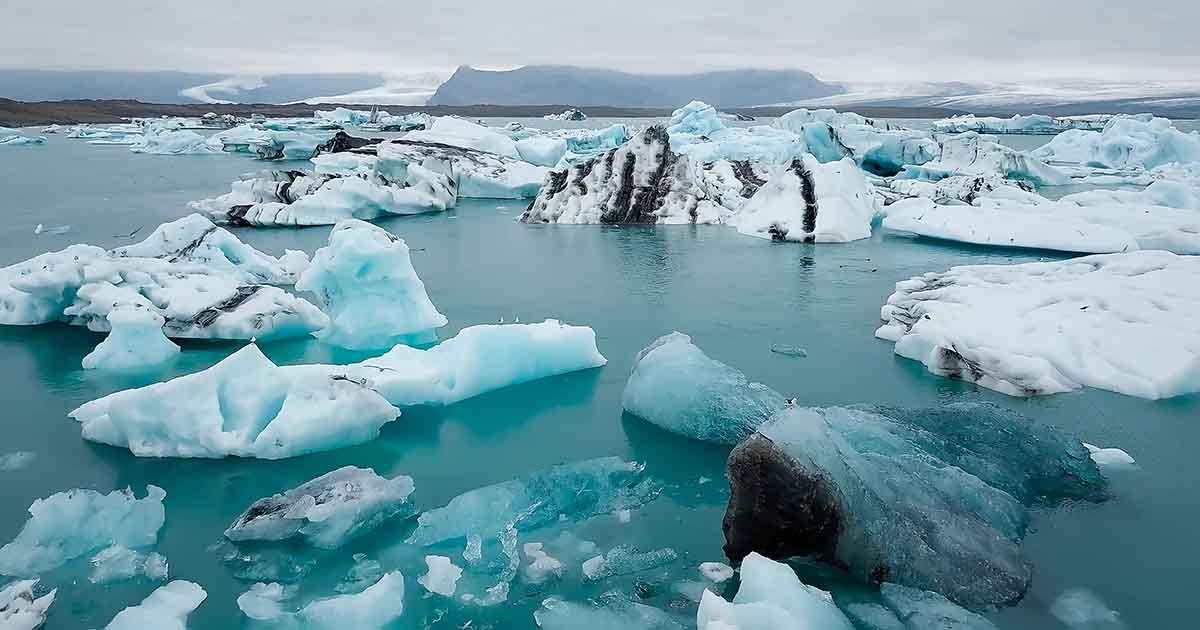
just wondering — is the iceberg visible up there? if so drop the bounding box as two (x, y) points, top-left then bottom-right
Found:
(129, 125), (218, 155)
(0, 580), (55, 630)
(697, 552), (854, 630)
(732, 156), (879, 243)
(543, 108), (588, 121)
(224, 466), (415, 548)
(418, 555), (463, 597)
(932, 114), (1111, 135)
(81, 306), (180, 370)
(403, 116), (522, 159)
(723, 403), (1107, 607)
(378, 139), (548, 199)
(296, 220), (446, 350)
(0, 128), (47, 146)
(882, 196), (1200, 255)
(876, 251), (1200, 398)
(89, 545), (169, 583)
(1057, 179), (1200, 210)
(883, 174), (1040, 206)
(101, 581), (206, 630)
(1032, 114), (1200, 170)
(0, 486), (165, 577)
(238, 572), (405, 629)
(535, 594), (684, 630)
(70, 343), (399, 459)
(898, 132), (1068, 185)
(407, 457), (660, 546)
(622, 332), (787, 444)
(667, 101), (726, 137)
(773, 109), (939, 176)
(248, 130), (331, 161)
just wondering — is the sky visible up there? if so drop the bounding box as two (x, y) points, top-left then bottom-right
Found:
(3, 0), (1198, 82)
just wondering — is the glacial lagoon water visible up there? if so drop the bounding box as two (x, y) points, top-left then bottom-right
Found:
(0, 121), (1198, 628)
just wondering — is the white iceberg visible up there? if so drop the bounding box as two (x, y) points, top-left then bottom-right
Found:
(0, 128), (47, 146)
(884, 174), (1041, 206)
(0, 486), (165, 577)
(238, 572), (405, 629)
(667, 101), (726, 137)
(403, 116), (522, 159)
(224, 466), (415, 548)
(882, 196), (1200, 255)
(1058, 179), (1200, 210)
(0, 579), (55, 630)
(623, 332), (787, 444)
(101, 581), (206, 630)
(418, 555), (463, 597)
(297, 220), (446, 350)
(543, 108), (588, 122)
(129, 125), (219, 155)
(697, 552), (854, 630)
(876, 251), (1200, 398)
(70, 343), (399, 459)
(733, 156), (879, 243)
(89, 545), (169, 583)
(773, 108), (939, 176)
(378, 139), (547, 199)
(82, 306), (180, 371)
(1032, 114), (1200, 170)
(898, 132), (1068, 185)
(932, 113), (1111, 135)
(1083, 443), (1137, 469)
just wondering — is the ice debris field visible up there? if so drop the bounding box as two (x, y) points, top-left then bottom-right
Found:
(0, 101), (1196, 629)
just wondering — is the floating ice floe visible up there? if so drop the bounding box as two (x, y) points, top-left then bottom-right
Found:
(732, 156), (879, 242)
(403, 116), (522, 159)
(882, 195), (1200, 254)
(535, 593), (684, 629)
(0, 485), (165, 577)
(1083, 443), (1137, 469)
(418, 555), (463, 597)
(238, 572), (405, 628)
(581, 545), (678, 581)
(898, 132), (1068, 185)
(1032, 114), (1200, 170)
(698, 561), (734, 583)
(297, 220), (446, 350)
(89, 545), (169, 583)
(101, 580), (206, 630)
(0, 128), (47, 146)
(129, 125), (219, 155)
(379, 138), (548, 198)
(407, 457), (660, 546)
(70, 343), (398, 459)
(697, 552), (854, 630)
(81, 306), (180, 371)
(877, 251), (1200, 398)
(224, 466), (415, 548)
(724, 402), (1107, 608)
(932, 113), (1112, 135)
(0, 579), (55, 630)
(503, 124), (630, 167)
(623, 332), (787, 444)
(0, 215), (325, 340)
(543, 108), (588, 121)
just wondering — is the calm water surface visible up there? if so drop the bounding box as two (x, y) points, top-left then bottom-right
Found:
(0, 122), (1196, 629)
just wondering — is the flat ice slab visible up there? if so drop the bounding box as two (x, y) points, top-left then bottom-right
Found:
(877, 250), (1200, 398)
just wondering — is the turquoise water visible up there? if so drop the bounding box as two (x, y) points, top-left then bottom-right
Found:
(0, 125), (1197, 628)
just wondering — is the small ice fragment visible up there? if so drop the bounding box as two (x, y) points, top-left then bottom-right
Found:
(698, 476), (712, 485)
(699, 561), (735, 583)
(581, 545), (678, 581)
(769, 344), (808, 358)
(697, 553), (853, 629)
(1050, 587), (1122, 627)
(237, 582), (293, 621)
(523, 542), (564, 583)
(90, 545), (169, 583)
(1082, 443), (1137, 469)
(418, 555), (463, 597)
(463, 534), (483, 565)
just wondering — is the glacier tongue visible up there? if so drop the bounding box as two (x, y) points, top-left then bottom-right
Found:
(297, 220), (446, 350)
(224, 466), (415, 548)
(876, 250), (1200, 398)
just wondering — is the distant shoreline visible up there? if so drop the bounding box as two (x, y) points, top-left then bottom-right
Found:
(0, 98), (970, 127)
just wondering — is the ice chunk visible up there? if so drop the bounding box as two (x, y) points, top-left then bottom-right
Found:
(70, 344), (399, 459)
(336, 554), (384, 593)
(0, 128), (48, 146)
(247, 130), (331, 161)
(297, 220), (446, 350)
(693, 159), (774, 215)
(418, 555), (463, 597)
(523, 542), (565, 583)
(407, 457), (660, 546)
(698, 562), (734, 583)
(225, 466), (415, 548)
(773, 109), (939, 176)
(463, 534), (483, 565)
(1058, 179), (1200, 210)
(535, 594), (685, 630)
(129, 125), (218, 155)
(0, 579), (54, 630)
(543, 108), (588, 122)
(1032, 115), (1200, 170)
(515, 135), (569, 167)
(883, 174), (1040, 206)
(724, 403), (1107, 607)
(581, 545), (678, 581)
(379, 139), (547, 199)
(899, 132), (1068, 185)
(238, 572), (405, 628)
(101, 580), (206, 630)
(932, 114), (1111, 135)
(883, 196), (1200, 255)
(622, 332), (787, 444)
(877, 251), (1200, 398)
(697, 552), (854, 630)
(733, 156), (880, 243)
(0, 486), (165, 577)
(403, 116), (522, 159)
(878, 583), (998, 629)
(667, 101), (726, 137)
(1050, 588), (1122, 628)
(89, 545), (168, 583)
(82, 306), (180, 371)
(1083, 443), (1137, 469)
(0, 452), (35, 472)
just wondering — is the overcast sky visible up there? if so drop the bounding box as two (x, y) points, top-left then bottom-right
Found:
(3, 1), (1197, 82)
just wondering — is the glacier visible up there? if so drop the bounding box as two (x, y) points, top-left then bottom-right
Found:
(697, 552), (854, 630)
(732, 156), (879, 243)
(1032, 114), (1200, 170)
(224, 466), (415, 548)
(622, 332), (787, 444)
(406, 457), (660, 546)
(932, 114), (1111, 135)
(0, 485), (165, 577)
(100, 581), (206, 630)
(876, 250), (1200, 398)
(723, 403), (1107, 608)
(296, 220), (447, 350)
(0, 580), (55, 630)
(81, 306), (180, 371)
